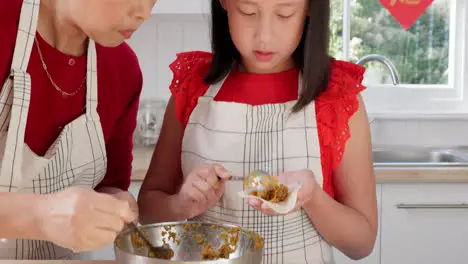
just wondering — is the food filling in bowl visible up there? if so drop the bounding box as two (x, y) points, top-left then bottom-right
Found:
(129, 227), (175, 260)
(188, 225), (240, 260)
(126, 223), (263, 261)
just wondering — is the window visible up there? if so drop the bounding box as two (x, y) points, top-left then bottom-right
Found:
(330, 0), (468, 116)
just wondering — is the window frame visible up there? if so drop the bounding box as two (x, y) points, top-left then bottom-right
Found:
(340, 0), (468, 117)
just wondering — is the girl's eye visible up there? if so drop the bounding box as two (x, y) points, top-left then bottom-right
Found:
(277, 13), (294, 19)
(237, 6), (256, 16)
(240, 10), (256, 16)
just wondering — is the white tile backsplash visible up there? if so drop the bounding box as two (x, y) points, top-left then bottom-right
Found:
(127, 14), (468, 148)
(371, 119), (468, 147)
(127, 15), (210, 100)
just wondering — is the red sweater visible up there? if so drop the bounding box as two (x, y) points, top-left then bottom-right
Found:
(169, 51), (366, 197)
(0, 0), (143, 191)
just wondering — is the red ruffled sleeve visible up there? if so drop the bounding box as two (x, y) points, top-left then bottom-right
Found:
(316, 60), (366, 197)
(169, 51), (213, 125)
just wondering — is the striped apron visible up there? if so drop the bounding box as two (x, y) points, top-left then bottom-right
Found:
(0, 0), (107, 259)
(181, 73), (334, 264)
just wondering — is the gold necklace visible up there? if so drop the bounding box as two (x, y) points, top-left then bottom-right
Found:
(34, 36), (86, 97)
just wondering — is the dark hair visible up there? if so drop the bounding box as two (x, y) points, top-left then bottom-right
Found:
(204, 0), (332, 112)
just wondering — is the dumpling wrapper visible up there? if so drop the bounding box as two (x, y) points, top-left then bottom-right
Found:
(237, 184), (301, 214)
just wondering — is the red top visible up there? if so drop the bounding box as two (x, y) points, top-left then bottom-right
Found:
(169, 51), (366, 197)
(0, 0), (143, 191)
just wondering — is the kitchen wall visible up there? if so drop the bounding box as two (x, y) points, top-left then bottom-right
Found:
(370, 119), (468, 146)
(128, 15), (468, 148)
(127, 15), (211, 100)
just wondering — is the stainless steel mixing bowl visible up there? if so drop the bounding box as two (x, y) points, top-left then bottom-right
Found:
(114, 221), (264, 264)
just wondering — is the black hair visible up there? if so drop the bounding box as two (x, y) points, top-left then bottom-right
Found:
(204, 0), (332, 112)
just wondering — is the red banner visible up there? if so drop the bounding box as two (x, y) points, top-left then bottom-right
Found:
(379, 0), (435, 30)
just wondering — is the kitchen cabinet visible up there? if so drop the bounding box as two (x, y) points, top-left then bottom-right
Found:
(333, 184), (382, 264)
(151, 0), (209, 14)
(335, 182), (468, 264)
(380, 183), (468, 264)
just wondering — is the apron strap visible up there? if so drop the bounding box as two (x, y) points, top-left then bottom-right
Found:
(85, 40), (99, 121)
(0, 0), (40, 191)
(11, 0), (40, 71)
(203, 74), (229, 98)
(0, 71), (32, 191)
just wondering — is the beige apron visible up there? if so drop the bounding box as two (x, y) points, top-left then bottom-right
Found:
(0, 0), (107, 259)
(181, 73), (334, 264)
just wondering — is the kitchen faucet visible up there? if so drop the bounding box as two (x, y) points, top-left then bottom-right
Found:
(356, 54), (401, 85)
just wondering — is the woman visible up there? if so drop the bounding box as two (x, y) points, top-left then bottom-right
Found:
(0, 0), (156, 260)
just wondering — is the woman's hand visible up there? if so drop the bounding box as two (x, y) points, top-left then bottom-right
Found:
(97, 187), (139, 223)
(111, 191), (139, 223)
(248, 169), (318, 216)
(174, 163), (231, 219)
(35, 187), (136, 252)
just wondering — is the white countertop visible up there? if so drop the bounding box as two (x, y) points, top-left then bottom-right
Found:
(131, 146), (154, 181)
(0, 260), (115, 264)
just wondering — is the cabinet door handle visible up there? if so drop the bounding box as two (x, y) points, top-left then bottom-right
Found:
(396, 203), (468, 209)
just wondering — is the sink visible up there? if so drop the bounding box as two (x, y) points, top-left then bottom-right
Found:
(372, 146), (468, 167)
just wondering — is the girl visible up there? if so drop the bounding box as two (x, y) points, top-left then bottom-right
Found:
(139, 0), (378, 263)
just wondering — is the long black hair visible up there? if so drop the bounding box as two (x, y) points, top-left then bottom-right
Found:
(204, 0), (332, 112)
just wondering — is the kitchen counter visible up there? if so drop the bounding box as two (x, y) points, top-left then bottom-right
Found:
(131, 147), (154, 181)
(131, 147), (468, 183)
(375, 166), (468, 183)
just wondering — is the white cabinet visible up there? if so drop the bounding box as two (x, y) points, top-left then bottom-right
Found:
(80, 181), (143, 260)
(334, 182), (468, 264)
(333, 184), (382, 264)
(380, 183), (468, 264)
(151, 0), (209, 14)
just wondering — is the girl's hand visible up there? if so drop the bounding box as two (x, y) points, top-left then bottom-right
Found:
(175, 163), (231, 219)
(247, 169), (318, 216)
